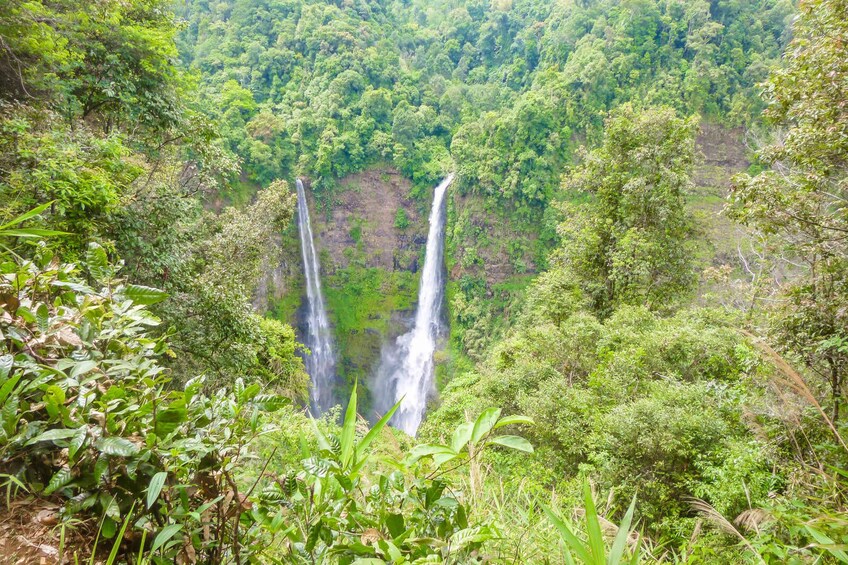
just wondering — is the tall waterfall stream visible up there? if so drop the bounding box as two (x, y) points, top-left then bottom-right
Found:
(372, 174), (454, 435)
(295, 178), (337, 414)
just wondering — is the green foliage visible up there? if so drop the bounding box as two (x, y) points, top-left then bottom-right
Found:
(543, 481), (641, 565)
(178, 0), (789, 212)
(427, 274), (773, 541)
(729, 0), (848, 423)
(393, 208), (410, 230)
(559, 105), (699, 315)
(0, 243), (294, 562)
(7, 0), (848, 563)
(0, 0), (184, 130)
(138, 179), (309, 394)
(323, 266), (418, 389)
(409, 407), (534, 469)
(261, 383), (534, 562)
(0, 202), (68, 244)
(0, 106), (139, 249)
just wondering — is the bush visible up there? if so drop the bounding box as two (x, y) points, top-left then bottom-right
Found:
(0, 242), (292, 561)
(393, 207), (410, 229)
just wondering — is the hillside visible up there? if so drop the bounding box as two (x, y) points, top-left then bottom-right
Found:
(3, 0), (848, 563)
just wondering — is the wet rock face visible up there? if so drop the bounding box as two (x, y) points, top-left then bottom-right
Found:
(309, 168), (428, 274)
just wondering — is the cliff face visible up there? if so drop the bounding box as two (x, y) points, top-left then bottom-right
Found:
(312, 168), (427, 274)
(261, 125), (754, 401)
(261, 168), (430, 405)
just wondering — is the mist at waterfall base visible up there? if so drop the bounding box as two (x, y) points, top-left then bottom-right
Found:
(372, 174), (454, 436)
(295, 178), (337, 414)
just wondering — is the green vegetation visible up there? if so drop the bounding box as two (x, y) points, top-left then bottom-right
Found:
(324, 267), (418, 397)
(2, 0), (848, 562)
(394, 208), (410, 230)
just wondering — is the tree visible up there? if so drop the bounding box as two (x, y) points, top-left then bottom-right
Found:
(558, 104), (699, 315)
(729, 0), (848, 421)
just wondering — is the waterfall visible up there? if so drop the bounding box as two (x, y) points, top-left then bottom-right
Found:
(373, 174), (455, 436)
(295, 178), (336, 414)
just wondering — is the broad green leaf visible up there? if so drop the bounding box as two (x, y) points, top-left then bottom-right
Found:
(44, 385), (65, 420)
(0, 372), (22, 406)
(101, 494), (121, 521)
(44, 467), (73, 495)
(155, 402), (187, 434)
(150, 523), (182, 554)
(407, 444), (456, 464)
(122, 284), (168, 305)
(487, 435), (534, 453)
(493, 415), (535, 429)
(36, 303), (49, 333)
(378, 539), (403, 561)
(68, 426), (87, 461)
(69, 360), (97, 379)
(254, 393), (289, 412)
(1, 394), (19, 435)
(94, 453), (110, 484)
(335, 473), (353, 491)
(354, 399), (400, 473)
(101, 517), (117, 539)
(450, 422), (473, 453)
(26, 427), (80, 445)
(302, 457), (331, 477)
(240, 382), (260, 402)
(86, 243), (110, 281)
(432, 451), (460, 467)
(146, 472), (168, 509)
(385, 513), (405, 539)
(0, 355), (12, 380)
(0, 228), (69, 238)
(448, 527), (495, 552)
(309, 417), (332, 453)
(0, 202), (53, 230)
(805, 525), (848, 562)
(471, 407), (501, 444)
(106, 503), (136, 565)
(95, 437), (139, 457)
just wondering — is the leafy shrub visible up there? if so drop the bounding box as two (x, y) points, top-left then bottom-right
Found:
(259, 387), (535, 562)
(393, 208), (410, 230)
(0, 241), (292, 562)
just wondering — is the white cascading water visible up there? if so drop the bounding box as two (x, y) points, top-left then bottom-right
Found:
(373, 174), (455, 435)
(295, 178), (336, 414)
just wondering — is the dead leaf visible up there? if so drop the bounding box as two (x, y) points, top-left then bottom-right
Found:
(360, 528), (383, 545)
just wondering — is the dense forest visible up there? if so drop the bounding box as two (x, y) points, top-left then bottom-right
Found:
(1, 0), (847, 562)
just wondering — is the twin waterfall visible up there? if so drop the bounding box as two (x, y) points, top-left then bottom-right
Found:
(373, 174), (454, 435)
(295, 179), (336, 414)
(295, 174), (454, 434)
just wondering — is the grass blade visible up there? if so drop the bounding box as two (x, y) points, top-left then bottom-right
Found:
(340, 382), (358, 468)
(609, 495), (637, 565)
(542, 503), (593, 564)
(106, 502), (135, 565)
(582, 481), (605, 563)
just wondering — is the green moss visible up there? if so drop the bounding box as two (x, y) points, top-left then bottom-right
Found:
(394, 208), (410, 230)
(324, 266), (419, 389)
(268, 275), (304, 325)
(349, 223), (362, 244)
(263, 222), (305, 326)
